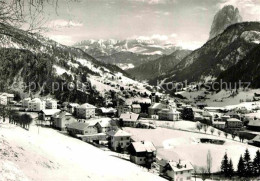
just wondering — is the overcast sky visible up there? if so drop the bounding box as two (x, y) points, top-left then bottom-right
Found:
(42, 0), (260, 50)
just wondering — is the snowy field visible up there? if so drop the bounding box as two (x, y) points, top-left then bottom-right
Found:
(178, 89), (260, 107)
(0, 122), (165, 181)
(124, 123), (259, 173)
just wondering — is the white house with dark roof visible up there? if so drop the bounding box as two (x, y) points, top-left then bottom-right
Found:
(107, 130), (131, 151)
(120, 112), (139, 127)
(75, 103), (96, 119)
(161, 160), (194, 181)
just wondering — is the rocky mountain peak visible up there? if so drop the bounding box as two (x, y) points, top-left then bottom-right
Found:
(209, 5), (242, 40)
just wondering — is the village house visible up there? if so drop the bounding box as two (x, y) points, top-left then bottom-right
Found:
(75, 103), (96, 119)
(28, 98), (46, 112)
(52, 111), (76, 131)
(148, 103), (168, 117)
(131, 104), (141, 114)
(67, 103), (79, 114)
(248, 135), (260, 147)
(0, 93), (14, 103)
(38, 109), (61, 122)
(128, 141), (156, 168)
(204, 107), (223, 113)
(158, 108), (180, 121)
(0, 94), (7, 105)
(95, 118), (117, 133)
(22, 98), (31, 108)
(66, 121), (98, 136)
(212, 121), (226, 129)
(46, 99), (57, 109)
(107, 129), (131, 152)
(117, 105), (131, 117)
(120, 112), (139, 127)
(247, 118), (260, 131)
(160, 160), (194, 181)
(226, 118), (243, 131)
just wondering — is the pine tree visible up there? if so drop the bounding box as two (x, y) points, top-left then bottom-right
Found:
(221, 152), (229, 177)
(237, 155), (245, 177)
(227, 159), (234, 178)
(244, 148), (253, 176)
(253, 150), (260, 176)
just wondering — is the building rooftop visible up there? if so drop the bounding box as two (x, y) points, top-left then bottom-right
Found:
(227, 118), (241, 122)
(168, 160), (194, 172)
(248, 119), (260, 127)
(107, 129), (131, 137)
(131, 141), (156, 153)
(78, 103), (97, 109)
(132, 104), (141, 109)
(149, 103), (167, 110)
(66, 122), (90, 131)
(40, 109), (61, 116)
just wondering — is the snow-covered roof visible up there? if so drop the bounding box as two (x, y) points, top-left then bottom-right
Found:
(251, 135), (260, 143)
(66, 122), (94, 131)
(96, 118), (112, 128)
(120, 113), (139, 122)
(131, 141), (156, 153)
(107, 130), (131, 137)
(227, 118), (241, 122)
(149, 103), (167, 110)
(158, 108), (180, 114)
(78, 103), (96, 109)
(99, 107), (117, 113)
(0, 93), (14, 98)
(41, 109), (61, 116)
(168, 160), (193, 172)
(68, 103), (80, 108)
(132, 104), (141, 109)
(248, 119), (260, 127)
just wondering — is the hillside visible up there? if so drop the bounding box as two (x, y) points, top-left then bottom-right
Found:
(150, 22), (260, 86)
(0, 23), (150, 104)
(217, 43), (260, 88)
(97, 51), (162, 70)
(0, 122), (165, 181)
(127, 49), (191, 81)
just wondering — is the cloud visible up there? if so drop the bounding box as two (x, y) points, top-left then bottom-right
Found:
(218, 0), (260, 21)
(176, 40), (204, 50)
(47, 19), (83, 29)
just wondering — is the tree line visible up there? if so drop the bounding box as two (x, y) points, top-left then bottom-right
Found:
(221, 149), (260, 179)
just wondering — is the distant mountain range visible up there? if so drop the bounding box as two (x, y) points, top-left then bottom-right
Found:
(126, 49), (191, 80)
(74, 38), (180, 69)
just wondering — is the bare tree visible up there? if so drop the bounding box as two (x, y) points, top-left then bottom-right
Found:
(210, 127), (215, 135)
(206, 150), (212, 175)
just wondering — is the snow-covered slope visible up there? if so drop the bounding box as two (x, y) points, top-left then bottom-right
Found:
(0, 122), (165, 181)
